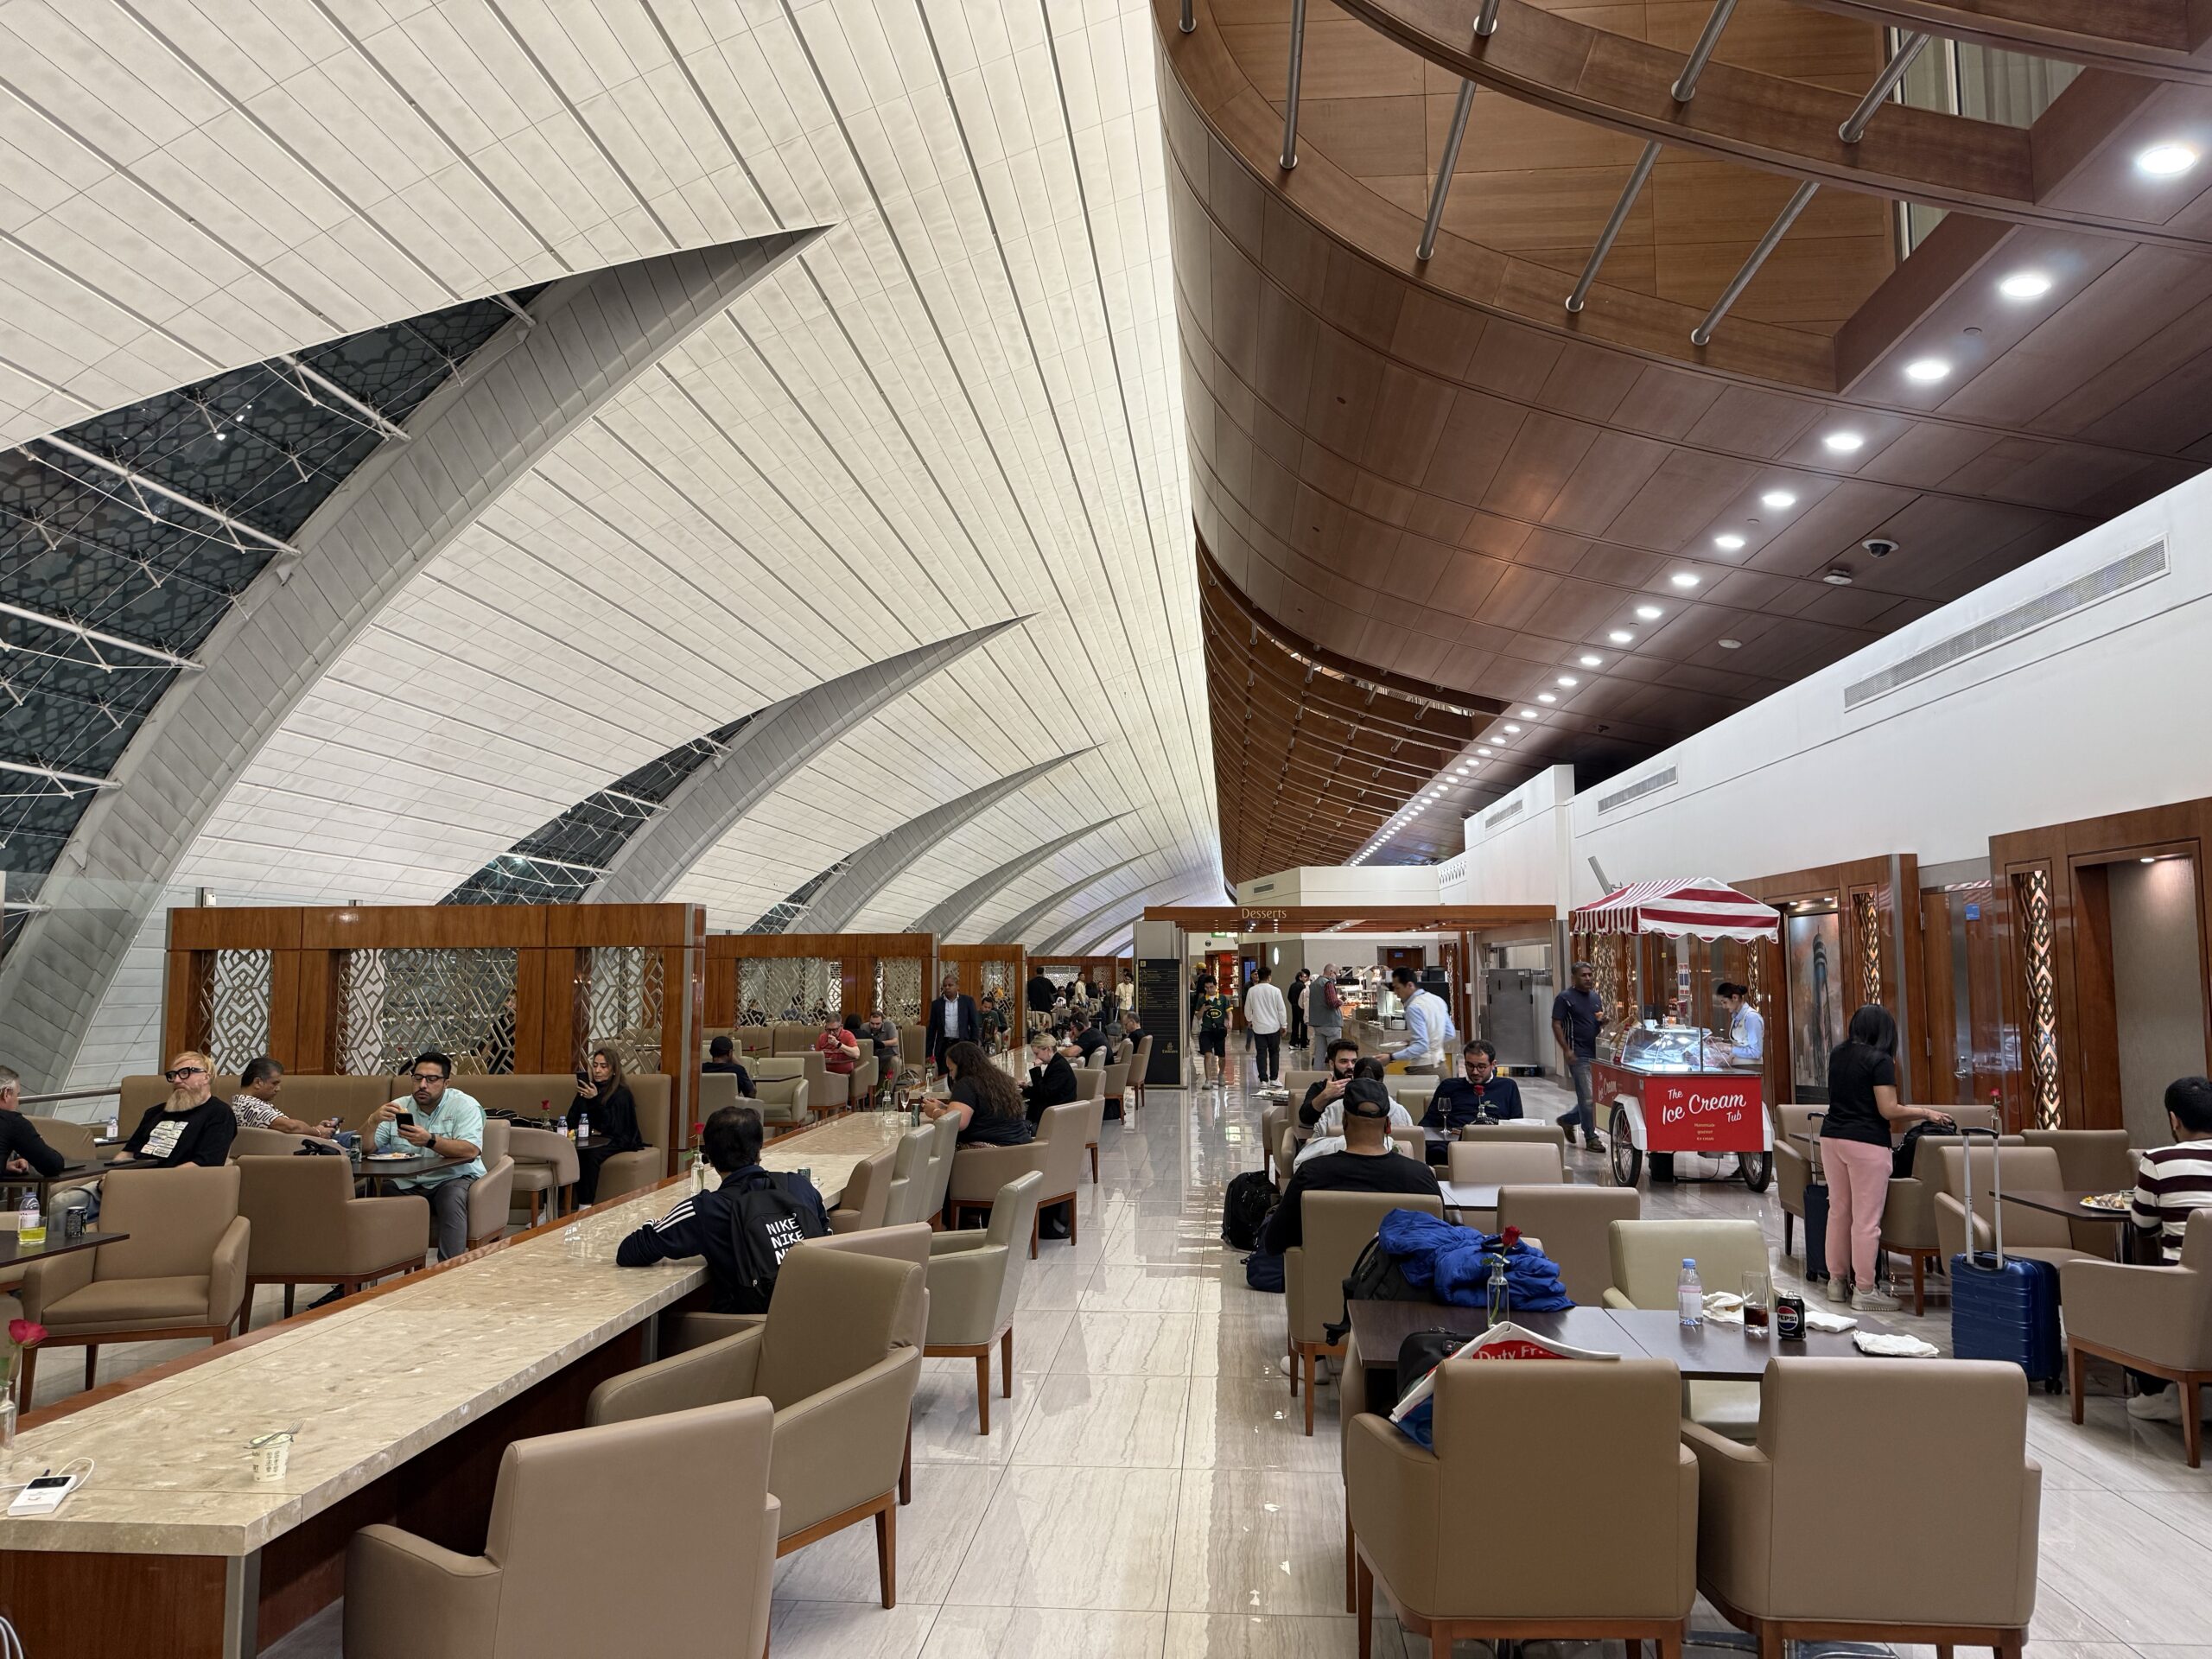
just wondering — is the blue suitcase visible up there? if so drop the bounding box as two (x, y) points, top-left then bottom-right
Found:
(1948, 1128), (2063, 1386)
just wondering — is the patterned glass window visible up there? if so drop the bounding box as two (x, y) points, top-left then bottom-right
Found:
(576, 945), (666, 1074)
(334, 947), (518, 1077)
(873, 957), (926, 1021)
(734, 958), (841, 1026)
(1852, 891), (1884, 1007)
(194, 949), (271, 1076)
(2013, 869), (2063, 1129)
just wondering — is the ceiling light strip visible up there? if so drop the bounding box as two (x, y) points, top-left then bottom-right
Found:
(35, 435), (304, 560)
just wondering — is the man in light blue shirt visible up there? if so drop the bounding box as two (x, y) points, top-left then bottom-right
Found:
(1387, 967), (1456, 1077)
(366, 1050), (485, 1260)
(1718, 982), (1764, 1065)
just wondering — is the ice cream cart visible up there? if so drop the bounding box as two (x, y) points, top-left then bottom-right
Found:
(1570, 879), (1781, 1192)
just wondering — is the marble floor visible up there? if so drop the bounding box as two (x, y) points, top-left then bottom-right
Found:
(73, 1048), (2212, 1657)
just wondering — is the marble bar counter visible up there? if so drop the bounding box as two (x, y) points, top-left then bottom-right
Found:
(0, 1109), (913, 1657)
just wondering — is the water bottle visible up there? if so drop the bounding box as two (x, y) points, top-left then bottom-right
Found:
(576, 1111), (590, 1143)
(17, 1190), (44, 1249)
(1677, 1258), (1703, 1328)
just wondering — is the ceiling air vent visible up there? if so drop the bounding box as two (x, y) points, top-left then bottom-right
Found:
(1598, 767), (1677, 815)
(1843, 539), (2167, 712)
(1483, 799), (1525, 830)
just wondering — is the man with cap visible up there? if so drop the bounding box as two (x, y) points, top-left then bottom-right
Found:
(1261, 1071), (1440, 1254)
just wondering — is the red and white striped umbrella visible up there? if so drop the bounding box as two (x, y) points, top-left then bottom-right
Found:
(1571, 877), (1780, 941)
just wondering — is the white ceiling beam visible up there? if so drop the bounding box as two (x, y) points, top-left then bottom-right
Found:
(35, 435), (304, 560)
(0, 601), (200, 671)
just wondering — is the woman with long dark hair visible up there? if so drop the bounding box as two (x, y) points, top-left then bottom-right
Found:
(923, 1040), (1033, 1146)
(1819, 1005), (1953, 1311)
(570, 1045), (643, 1205)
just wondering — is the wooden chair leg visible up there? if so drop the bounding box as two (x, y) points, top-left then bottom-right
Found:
(874, 1497), (896, 1609)
(1344, 1516), (1356, 1612)
(1783, 1212), (1793, 1255)
(2068, 1344), (2086, 1424)
(1656, 1638), (1681, 1659)
(1068, 1198), (1078, 1247)
(976, 1352), (992, 1436)
(1303, 1349), (1316, 1436)
(1429, 1627), (1451, 1657)
(1354, 1547), (1374, 1659)
(1029, 1211), (1039, 1260)
(1287, 1339), (1299, 1396)
(1936, 1645), (1955, 1659)
(85, 1346), (99, 1389)
(1001, 1326), (1014, 1395)
(899, 1422), (912, 1506)
(528, 1191), (541, 1227)
(283, 1284), (296, 1319)
(1090, 1145), (1099, 1182)
(2184, 1383), (2203, 1470)
(1758, 1626), (1784, 1659)
(18, 1342), (33, 1404)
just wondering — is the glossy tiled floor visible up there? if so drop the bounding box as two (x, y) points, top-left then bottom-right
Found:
(201, 1048), (2212, 1655)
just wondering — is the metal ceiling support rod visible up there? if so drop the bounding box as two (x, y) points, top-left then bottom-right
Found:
(1690, 179), (1818, 346)
(0, 758), (118, 791)
(0, 601), (200, 671)
(34, 435), (303, 559)
(1669, 0), (1740, 101)
(1566, 139), (1660, 312)
(1414, 0), (1503, 263)
(1180, 0), (1193, 30)
(276, 354), (410, 442)
(504, 851), (610, 876)
(1281, 0), (1306, 168)
(1838, 31), (1931, 143)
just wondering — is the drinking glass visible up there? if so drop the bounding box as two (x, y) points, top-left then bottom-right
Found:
(1741, 1268), (1773, 1338)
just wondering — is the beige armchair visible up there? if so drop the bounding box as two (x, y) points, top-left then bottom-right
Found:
(830, 1147), (895, 1233)
(925, 1171), (1044, 1433)
(1347, 1357), (1695, 1659)
(1880, 1116), (2018, 1312)
(2063, 1209), (2212, 1466)
(1076, 1071), (1109, 1183)
(586, 1246), (924, 1607)
(238, 1154), (428, 1322)
(947, 1101), (1086, 1255)
(883, 1125), (936, 1226)
(1446, 1140), (1564, 1185)
(1496, 1184), (1640, 1304)
(346, 1396), (778, 1659)
(465, 1120), (518, 1250)
(772, 1020), (817, 1055)
(1932, 1144), (2096, 1283)
(1103, 1051), (1132, 1121)
(751, 1057), (812, 1128)
(1772, 1104), (1823, 1261)
(1388, 1125), (1426, 1162)
(1284, 1068), (1327, 1103)
(1456, 1122), (1576, 1147)
(16, 1164), (250, 1397)
(1128, 1033), (1154, 1111)
(1684, 1357), (2038, 1654)
(505, 1122), (579, 1227)
(920, 1115), (958, 1229)
(1605, 1218), (1770, 1438)
(229, 1125), (314, 1157)
(1286, 1188), (1446, 1436)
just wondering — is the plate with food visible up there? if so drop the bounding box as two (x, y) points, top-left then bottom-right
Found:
(2079, 1192), (2130, 1211)
(365, 1151), (423, 1162)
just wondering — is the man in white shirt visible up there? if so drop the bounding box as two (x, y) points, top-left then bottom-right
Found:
(1717, 982), (1764, 1065)
(1243, 965), (1289, 1095)
(1388, 967), (1456, 1077)
(1294, 1057), (1416, 1167)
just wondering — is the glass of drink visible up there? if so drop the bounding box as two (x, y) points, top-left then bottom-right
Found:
(1741, 1268), (1773, 1338)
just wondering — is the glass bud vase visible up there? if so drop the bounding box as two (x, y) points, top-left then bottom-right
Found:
(1484, 1255), (1510, 1328)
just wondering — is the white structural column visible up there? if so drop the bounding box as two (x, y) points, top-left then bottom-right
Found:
(0, 234), (817, 1090)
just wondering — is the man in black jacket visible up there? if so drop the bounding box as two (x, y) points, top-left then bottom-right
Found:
(0, 1066), (65, 1179)
(1025, 969), (1058, 1036)
(1262, 1077), (1439, 1254)
(925, 972), (981, 1071)
(1022, 1031), (1079, 1127)
(702, 1035), (756, 1098)
(616, 1106), (827, 1313)
(1421, 1040), (1523, 1131)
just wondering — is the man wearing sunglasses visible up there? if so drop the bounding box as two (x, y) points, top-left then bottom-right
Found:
(366, 1052), (486, 1261)
(111, 1050), (238, 1169)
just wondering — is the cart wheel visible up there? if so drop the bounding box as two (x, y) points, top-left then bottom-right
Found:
(1608, 1106), (1641, 1187)
(1739, 1151), (1774, 1193)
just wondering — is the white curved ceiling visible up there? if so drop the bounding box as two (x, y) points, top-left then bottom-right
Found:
(6, 0), (1217, 938)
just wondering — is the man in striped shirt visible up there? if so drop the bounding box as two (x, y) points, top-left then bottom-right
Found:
(2126, 1076), (2212, 1423)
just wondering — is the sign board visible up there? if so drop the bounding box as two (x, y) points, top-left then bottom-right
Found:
(1135, 956), (1183, 1085)
(1633, 1073), (1766, 1154)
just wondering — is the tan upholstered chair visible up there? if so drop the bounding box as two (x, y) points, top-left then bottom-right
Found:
(920, 1115), (958, 1229)
(925, 1172), (1044, 1433)
(1103, 1050), (1131, 1121)
(1457, 1122), (1574, 1147)
(772, 1020), (817, 1055)
(1447, 1140), (1564, 1185)
(1395, 1078), (1440, 1123)
(1075, 1069), (1109, 1183)
(2063, 1209), (2212, 1466)
(1128, 1033), (1154, 1111)
(883, 1125), (936, 1226)
(585, 1247), (924, 1607)
(1932, 1144), (2096, 1283)
(1605, 1218), (1771, 1438)
(899, 1023), (928, 1069)
(1880, 1122), (2022, 1313)
(466, 1119), (518, 1249)
(346, 1397), (778, 1659)
(1684, 1357), (2039, 1654)
(229, 1125), (315, 1157)
(16, 1165), (250, 1396)
(1284, 1068), (1326, 1105)
(697, 1071), (743, 1117)
(1347, 1357), (1696, 1659)
(849, 1051), (880, 1107)
(1496, 1184), (1640, 1304)
(947, 1101), (1086, 1255)
(238, 1154), (428, 1322)
(1772, 1104), (1823, 1262)
(505, 1123), (579, 1226)
(751, 1057), (812, 1128)
(1388, 1125), (1426, 1162)
(739, 1024), (772, 1058)
(1286, 1188), (1446, 1436)
(671, 1224), (931, 1370)
(830, 1148), (895, 1234)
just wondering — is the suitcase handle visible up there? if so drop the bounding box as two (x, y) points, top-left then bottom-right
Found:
(1957, 1124), (2003, 1267)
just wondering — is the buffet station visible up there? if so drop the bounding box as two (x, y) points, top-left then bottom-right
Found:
(1573, 879), (1780, 1192)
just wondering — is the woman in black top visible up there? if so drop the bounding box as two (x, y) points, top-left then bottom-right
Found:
(925, 1041), (1033, 1147)
(1818, 1005), (1952, 1312)
(570, 1046), (644, 1205)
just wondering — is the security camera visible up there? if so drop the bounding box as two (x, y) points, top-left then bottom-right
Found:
(1862, 537), (1897, 557)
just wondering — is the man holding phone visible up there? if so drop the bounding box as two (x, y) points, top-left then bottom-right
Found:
(367, 1051), (485, 1260)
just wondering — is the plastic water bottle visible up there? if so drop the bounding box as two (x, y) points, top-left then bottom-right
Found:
(576, 1111), (590, 1143)
(1677, 1258), (1703, 1328)
(17, 1190), (43, 1249)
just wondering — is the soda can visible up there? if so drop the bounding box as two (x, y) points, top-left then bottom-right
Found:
(1774, 1293), (1806, 1341)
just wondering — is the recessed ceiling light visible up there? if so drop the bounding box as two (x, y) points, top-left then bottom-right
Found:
(1713, 533), (1745, 551)
(1904, 358), (1951, 384)
(2137, 141), (2200, 177)
(2142, 855), (2156, 864)
(1556, 675), (1579, 687)
(1669, 572), (1700, 589)
(1719, 638), (1741, 649)
(1537, 692), (1557, 704)
(1477, 747), (1492, 756)
(1578, 653), (1601, 668)
(1517, 707), (1539, 718)
(1608, 629), (1635, 645)
(1760, 489), (1797, 510)
(1823, 431), (1866, 454)
(1503, 722), (1522, 734)
(1822, 569), (1854, 586)
(1998, 271), (2051, 301)
(1635, 605), (1662, 620)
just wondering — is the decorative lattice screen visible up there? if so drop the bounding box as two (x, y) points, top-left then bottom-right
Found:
(576, 945), (666, 1073)
(2014, 869), (2062, 1129)
(1853, 891), (1883, 1007)
(873, 957), (926, 1021)
(335, 948), (518, 1077)
(195, 949), (271, 1075)
(734, 959), (841, 1025)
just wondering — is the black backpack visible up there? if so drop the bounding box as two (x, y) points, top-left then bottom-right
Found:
(1324, 1234), (1422, 1344)
(1395, 1327), (1475, 1403)
(1892, 1117), (1942, 1179)
(728, 1171), (829, 1310)
(1221, 1169), (1277, 1250)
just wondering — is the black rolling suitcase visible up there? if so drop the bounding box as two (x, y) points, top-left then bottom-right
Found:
(1949, 1127), (2063, 1387)
(1799, 1112), (1830, 1283)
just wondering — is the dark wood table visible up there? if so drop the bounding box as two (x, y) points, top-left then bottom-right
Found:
(0, 1229), (127, 1265)
(2001, 1187), (2136, 1261)
(0, 1161), (106, 1207)
(356, 1152), (472, 1188)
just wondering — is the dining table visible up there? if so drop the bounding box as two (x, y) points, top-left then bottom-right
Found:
(2000, 1187), (2138, 1261)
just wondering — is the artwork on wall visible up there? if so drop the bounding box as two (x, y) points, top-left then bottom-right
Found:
(1787, 912), (1842, 1097)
